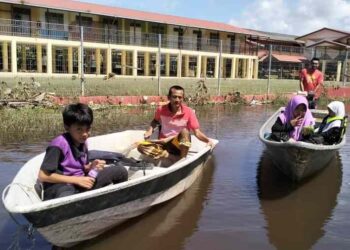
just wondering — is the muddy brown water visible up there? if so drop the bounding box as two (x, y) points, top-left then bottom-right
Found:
(1, 105), (350, 250)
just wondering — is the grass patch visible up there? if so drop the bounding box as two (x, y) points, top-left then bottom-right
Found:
(0, 106), (154, 144)
(1, 76), (308, 97)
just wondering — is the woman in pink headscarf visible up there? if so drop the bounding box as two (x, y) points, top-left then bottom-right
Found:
(270, 95), (315, 142)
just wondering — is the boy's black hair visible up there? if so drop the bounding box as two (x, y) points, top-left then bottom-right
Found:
(168, 85), (185, 97)
(311, 57), (320, 62)
(62, 103), (93, 127)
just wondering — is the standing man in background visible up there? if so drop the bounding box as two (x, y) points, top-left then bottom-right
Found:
(299, 57), (324, 108)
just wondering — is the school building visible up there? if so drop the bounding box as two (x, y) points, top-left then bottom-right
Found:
(0, 0), (266, 79)
(250, 30), (306, 80)
(248, 28), (350, 82)
(296, 28), (350, 82)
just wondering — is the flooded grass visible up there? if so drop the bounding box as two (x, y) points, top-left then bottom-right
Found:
(1, 105), (350, 250)
(0, 106), (154, 145)
(1, 78), (349, 145)
(0, 107), (61, 143)
(2, 93), (348, 145)
(1, 77), (304, 97)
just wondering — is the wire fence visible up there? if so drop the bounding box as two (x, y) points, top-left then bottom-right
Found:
(1, 18), (349, 96)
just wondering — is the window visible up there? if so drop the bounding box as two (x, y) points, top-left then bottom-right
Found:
(45, 12), (64, 25)
(45, 12), (64, 32)
(130, 23), (142, 45)
(76, 16), (93, 27)
(209, 33), (219, 46)
(174, 28), (184, 49)
(151, 25), (165, 34)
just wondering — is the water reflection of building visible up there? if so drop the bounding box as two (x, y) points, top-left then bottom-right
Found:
(256, 151), (342, 250)
(73, 157), (215, 250)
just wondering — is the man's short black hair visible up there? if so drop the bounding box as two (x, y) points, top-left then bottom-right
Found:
(62, 103), (93, 127)
(168, 85), (185, 97)
(311, 57), (320, 62)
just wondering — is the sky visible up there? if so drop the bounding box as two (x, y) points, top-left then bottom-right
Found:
(81, 0), (350, 36)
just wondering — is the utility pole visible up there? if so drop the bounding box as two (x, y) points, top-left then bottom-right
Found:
(267, 44), (272, 98)
(158, 34), (161, 96)
(217, 40), (222, 96)
(80, 26), (85, 96)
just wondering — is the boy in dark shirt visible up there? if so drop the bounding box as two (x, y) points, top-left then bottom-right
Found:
(38, 103), (128, 200)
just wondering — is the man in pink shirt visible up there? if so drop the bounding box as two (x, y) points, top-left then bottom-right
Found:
(299, 57), (324, 108)
(141, 85), (213, 159)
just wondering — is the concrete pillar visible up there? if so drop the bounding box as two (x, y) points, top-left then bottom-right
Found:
(31, 8), (40, 22)
(336, 61), (342, 82)
(184, 55), (189, 77)
(247, 58), (252, 79)
(144, 52), (149, 76)
(321, 60), (326, 74)
(46, 43), (52, 75)
(95, 48), (101, 75)
(165, 53), (170, 77)
(177, 53), (182, 77)
(121, 50), (126, 75)
(133, 50), (138, 77)
(247, 58), (253, 79)
(201, 56), (207, 77)
(196, 55), (201, 78)
(36, 44), (42, 73)
(68, 47), (73, 74)
(107, 47), (112, 74)
(11, 40), (17, 73)
(242, 58), (247, 78)
(2, 41), (9, 72)
(231, 58), (236, 79)
(235, 58), (239, 78)
(253, 59), (259, 79)
(214, 56), (219, 78)
(21, 45), (26, 71)
(246, 58), (250, 79)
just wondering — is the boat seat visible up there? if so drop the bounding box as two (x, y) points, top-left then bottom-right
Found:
(127, 166), (166, 180)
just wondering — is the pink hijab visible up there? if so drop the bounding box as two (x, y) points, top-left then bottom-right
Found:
(279, 95), (315, 140)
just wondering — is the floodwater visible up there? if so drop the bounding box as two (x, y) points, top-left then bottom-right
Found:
(1, 105), (350, 250)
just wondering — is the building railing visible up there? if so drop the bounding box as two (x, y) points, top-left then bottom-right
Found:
(270, 44), (304, 54)
(256, 44), (304, 56)
(0, 18), (258, 55)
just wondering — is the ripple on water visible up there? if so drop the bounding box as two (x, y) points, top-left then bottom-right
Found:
(1, 105), (350, 250)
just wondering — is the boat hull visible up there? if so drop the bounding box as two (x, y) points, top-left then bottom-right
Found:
(264, 143), (336, 181)
(259, 108), (346, 181)
(26, 150), (211, 247)
(3, 130), (217, 247)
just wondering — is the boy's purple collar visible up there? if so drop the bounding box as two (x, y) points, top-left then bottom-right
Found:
(63, 133), (86, 160)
